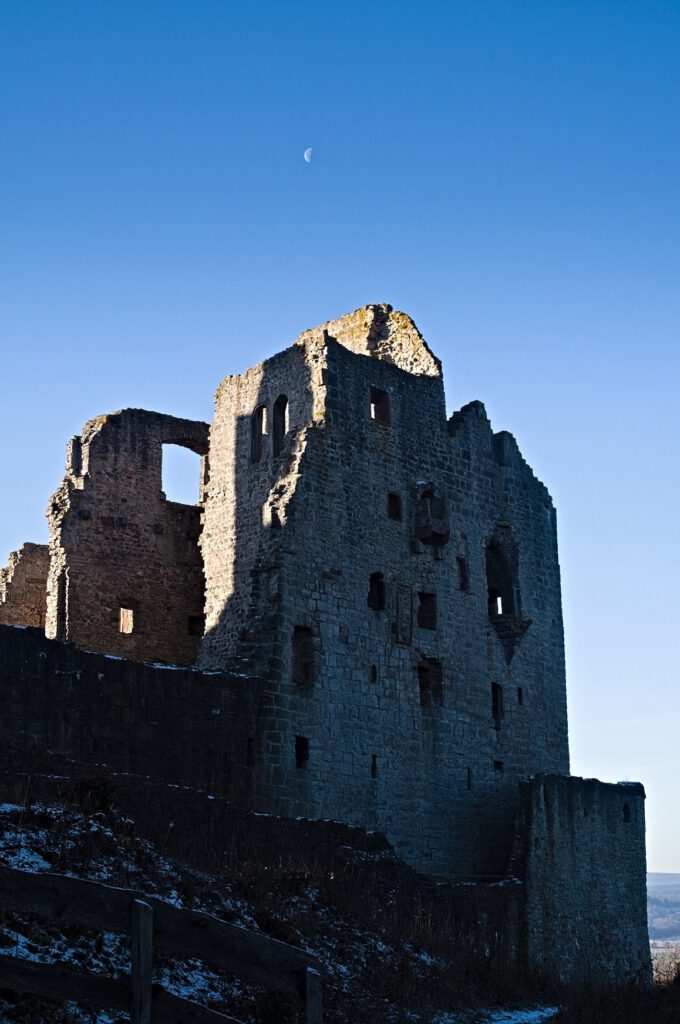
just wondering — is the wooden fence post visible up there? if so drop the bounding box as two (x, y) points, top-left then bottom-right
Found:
(131, 898), (153, 1024)
(304, 966), (323, 1024)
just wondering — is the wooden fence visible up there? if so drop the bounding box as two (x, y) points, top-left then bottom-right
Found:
(0, 864), (323, 1023)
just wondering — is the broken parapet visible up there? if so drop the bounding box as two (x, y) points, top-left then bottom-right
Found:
(45, 408), (209, 665)
(295, 303), (442, 377)
(513, 773), (652, 987)
(0, 542), (50, 628)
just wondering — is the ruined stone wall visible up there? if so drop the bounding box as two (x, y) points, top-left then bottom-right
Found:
(45, 409), (209, 665)
(200, 308), (569, 876)
(0, 543), (49, 628)
(199, 340), (322, 670)
(295, 302), (441, 377)
(0, 624), (259, 800)
(513, 774), (652, 986)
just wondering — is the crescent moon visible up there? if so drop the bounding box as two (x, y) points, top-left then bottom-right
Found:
(304, 148), (313, 164)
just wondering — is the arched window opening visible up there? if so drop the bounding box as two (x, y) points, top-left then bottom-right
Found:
(272, 394), (289, 456)
(485, 524), (532, 663)
(485, 532), (518, 619)
(251, 405), (267, 463)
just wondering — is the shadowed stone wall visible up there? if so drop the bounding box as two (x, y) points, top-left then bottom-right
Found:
(513, 774), (652, 986)
(0, 624), (259, 800)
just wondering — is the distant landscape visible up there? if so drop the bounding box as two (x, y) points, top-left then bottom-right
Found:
(648, 873), (680, 940)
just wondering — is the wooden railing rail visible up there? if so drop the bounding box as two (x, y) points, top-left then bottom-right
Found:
(0, 864), (323, 1023)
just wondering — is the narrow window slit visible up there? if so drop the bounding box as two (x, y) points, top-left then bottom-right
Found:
(295, 735), (310, 769)
(387, 492), (402, 520)
(367, 572), (386, 611)
(292, 626), (314, 688)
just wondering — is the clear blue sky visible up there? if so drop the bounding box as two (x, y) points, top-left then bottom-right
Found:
(1, 1), (678, 870)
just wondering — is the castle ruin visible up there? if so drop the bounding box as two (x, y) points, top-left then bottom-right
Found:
(0, 304), (651, 986)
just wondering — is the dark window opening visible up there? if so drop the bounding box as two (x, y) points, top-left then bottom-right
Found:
(466, 767), (472, 790)
(370, 387), (391, 425)
(456, 555), (470, 592)
(371, 754), (378, 779)
(367, 572), (386, 611)
(417, 591), (437, 630)
(119, 607), (135, 634)
(517, 686), (524, 706)
(271, 510), (281, 529)
(370, 664), (378, 684)
(623, 804), (631, 823)
(486, 528), (519, 619)
(418, 659), (443, 708)
(491, 682), (503, 728)
(251, 404), (267, 463)
(387, 492), (402, 520)
(494, 760), (504, 772)
(292, 626), (314, 688)
(295, 735), (310, 769)
(246, 737), (255, 767)
(272, 394), (289, 456)
(187, 614), (205, 637)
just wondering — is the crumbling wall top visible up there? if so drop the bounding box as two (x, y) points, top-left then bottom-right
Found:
(295, 303), (442, 378)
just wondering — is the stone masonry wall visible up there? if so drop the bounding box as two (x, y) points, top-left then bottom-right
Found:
(200, 308), (569, 876)
(295, 303), (442, 377)
(0, 543), (49, 628)
(513, 774), (652, 986)
(45, 409), (209, 665)
(0, 624), (260, 800)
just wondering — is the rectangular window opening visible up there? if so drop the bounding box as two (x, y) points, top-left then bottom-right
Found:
(370, 387), (391, 425)
(292, 626), (315, 687)
(456, 555), (470, 592)
(417, 591), (437, 630)
(493, 760), (504, 772)
(295, 735), (310, 769)
(491, 682), (503, 728)
(371, 754), (378, 779)
(517, 686), (524, 706)
(466, 767), (472, 790)
(162, 444), (203, 505)
(418, 659), (443, 709)
(367, 572), (386, 611)
(387, 492), (402, 520)
(119, 607), (135, 634)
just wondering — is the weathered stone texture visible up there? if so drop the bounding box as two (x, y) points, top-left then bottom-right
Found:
(0, 543), (49, 628)
(513, 774), (652, 986)
(200, 309), (568, 876)
(45, 409), (209, 665)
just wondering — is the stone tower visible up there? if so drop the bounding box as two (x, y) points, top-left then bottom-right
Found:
(199, 304), (569, 874)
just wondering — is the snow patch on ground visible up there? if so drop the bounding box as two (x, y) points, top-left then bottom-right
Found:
(435, 1009), (559, 1024)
